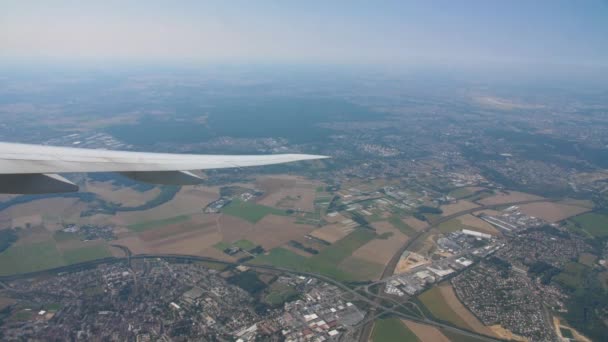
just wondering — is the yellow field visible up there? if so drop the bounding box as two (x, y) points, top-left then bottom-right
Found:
(403, 320), (450, 342)
(518, 202), (590, 223)
(440, 200), (479, 216)
(479, 191), (543, 205)
(418, 284), (501, 339)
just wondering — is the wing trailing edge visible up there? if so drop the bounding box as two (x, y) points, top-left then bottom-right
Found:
(0, 142), (329, 194)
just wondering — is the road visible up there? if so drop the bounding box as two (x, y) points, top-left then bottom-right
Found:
(357, 198), (553, 342)
(0, 198), (553, 342)
(0, 251), (500, 342)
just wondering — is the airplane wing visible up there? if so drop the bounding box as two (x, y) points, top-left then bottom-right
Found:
(0, 142), (328, 194)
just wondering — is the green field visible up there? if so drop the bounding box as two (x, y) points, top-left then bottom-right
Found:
(568, 213), (608, 238)
(312, 229), (375, 265)
(253, 229), (377, 281)
(388, 216), (417, 236)
(0, 241), (66, 276)
(62, 245), (112, 264)
(53, 231), (78, 242)
(196, 261), (228, 271)
(437, 219), (470, 233)
(554, 262), (589, 290)
(232, 239), (257, 250)
(214, 241), (231, 251)
(449, 188), (473, 199)
(371, 318), (419, 342)
(264, 283), (300, 306)
(128, 214), (191, 232)
(339, 257), (383, 280)
(223, 199), (288, 223)
(418, 286), (472, 330)
(578, 253), (597, 267)
(252, 247), (307, 269)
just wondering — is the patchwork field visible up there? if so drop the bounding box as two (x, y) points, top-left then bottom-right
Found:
(85, 181), (161, 207)
(128, 215), (192, 232)
(351, 223), (408, 265)
(244, 215), (316, 250)
(338, 257), (384, 280)
(309, 222), (355, 243)
(10, 215), (43, 230)
(223, 199), (287, 224)
(403, 320), (450, 342)
(440, 200), (479, 216)
(147, 229), (222, 255)
(256, 175), (317, 212)
(253, 229), (377, 281)
(403, 217), (428, 231)
(478, 191), (543, 206)
(114, 187), (218, 225)
(215, 215), (253, 242)
(111, 235), (151, 255)
(387, 216), (417, 236)
(518, 202), (590, 223)
(1, 198), (84, 230)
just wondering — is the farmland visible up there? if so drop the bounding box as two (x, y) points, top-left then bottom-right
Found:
(128, 215), (191, 232)
(567, 213), (608, 238)
(372, 318), (419, 342)
(63, 245), (112, 264)
(0, 241), (65, 276)
(437, 218), (471, 233)
(418, 285), (472, 330)
(388, 216), (417, 236)
(223, 199), (288, 223)
(253, 229), (377, 281)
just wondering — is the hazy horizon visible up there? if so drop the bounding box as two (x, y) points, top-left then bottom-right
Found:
(2, 0), (607, 78)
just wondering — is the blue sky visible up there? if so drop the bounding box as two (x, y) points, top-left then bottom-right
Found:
(1, 0), (607, 71)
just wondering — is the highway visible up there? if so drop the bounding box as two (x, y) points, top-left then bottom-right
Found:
(0, 250), (501, 341)
(356, 197), (554, 342)
(0, 198), (554, 342)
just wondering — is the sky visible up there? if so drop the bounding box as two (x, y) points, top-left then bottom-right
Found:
(1, 0), (607, 72)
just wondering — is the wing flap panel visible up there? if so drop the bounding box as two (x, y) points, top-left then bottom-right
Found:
(0, 173), (79, 194)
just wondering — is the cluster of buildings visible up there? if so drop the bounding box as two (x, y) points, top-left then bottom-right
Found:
(204, 197), (232, 213)
(0, 259), (365, 341)
(383, 230), (500, 298)
(62, 223), (116, 241)
(44, 132), (132, 150)
(357, 143), (400, 157)
(496, 225), (592, 271)
(436, 230), (497, 256)
(446, 172), (487, 187)
(204, 190), (258, 213)
(452, 260), (557, 341)
(479, 205), (546, 232)
(256, 279), (365, 342)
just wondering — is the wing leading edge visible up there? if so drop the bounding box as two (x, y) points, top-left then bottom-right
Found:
(0, 142), (328, 194)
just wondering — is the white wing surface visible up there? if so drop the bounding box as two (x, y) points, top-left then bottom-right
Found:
(0, 142), (328, 194)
